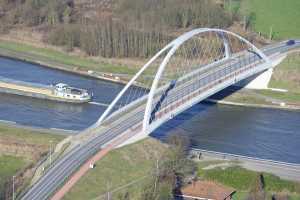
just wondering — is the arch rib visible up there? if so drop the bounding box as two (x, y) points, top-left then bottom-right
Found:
(142, 28), (270, 134)
(91, 28), (270, 132)
(92, 43), (174, 128)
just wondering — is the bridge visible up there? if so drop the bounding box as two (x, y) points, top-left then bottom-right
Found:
(21, 28), (300, 200)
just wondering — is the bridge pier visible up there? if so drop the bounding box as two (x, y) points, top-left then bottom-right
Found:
(243, 68), (274, 90)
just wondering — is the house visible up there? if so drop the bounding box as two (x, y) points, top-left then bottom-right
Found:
(175, 180), (235, 200)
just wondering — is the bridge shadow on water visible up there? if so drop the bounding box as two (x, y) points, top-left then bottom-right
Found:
(149, 86), (242, 143)
(205, 86), (243, 101)
(149, 100), (215, 144)
(149, 85), (300, 164)
(150, 81), (176, 124)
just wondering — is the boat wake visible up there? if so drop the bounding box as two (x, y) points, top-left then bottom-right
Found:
(89, 101), (109, 107)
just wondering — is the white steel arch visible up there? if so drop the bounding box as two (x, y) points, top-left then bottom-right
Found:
(94, 28), (270, 132)
(142, 28), (270, 133)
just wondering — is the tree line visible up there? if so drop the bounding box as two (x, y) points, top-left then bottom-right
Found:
(0, 0), (234, 58)
(47, 22), (172, 58)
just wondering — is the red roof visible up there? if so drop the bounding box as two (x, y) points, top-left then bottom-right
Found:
(177, 180), (235, 200)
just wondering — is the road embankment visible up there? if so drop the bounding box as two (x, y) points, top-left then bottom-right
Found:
(0, 123), (66, 199)
(190, 148), (300, 182)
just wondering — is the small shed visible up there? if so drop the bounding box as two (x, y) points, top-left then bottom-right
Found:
(176, 180), (235, 200)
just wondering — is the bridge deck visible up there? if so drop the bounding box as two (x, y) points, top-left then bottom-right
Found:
(21, 39), (300, 200)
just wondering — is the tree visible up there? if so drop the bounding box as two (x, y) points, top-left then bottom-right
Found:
(141, 133), (197, 200)
(117, 192), (130, 200)
(245, 12), (256, 30)
(0, 0), (234, 59)
(248, 173), (266, 200)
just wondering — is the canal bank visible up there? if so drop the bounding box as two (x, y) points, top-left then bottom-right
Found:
(0, 122), (67, 199)
(2, 47), (300, 112)
(0, 55), (144, 130)
(205, 98), (300, 111)
(0, 41), (130, 85)
(0, 46), (300, 165)
(1, 39), (300, 111)
(0, 120), (77, 135)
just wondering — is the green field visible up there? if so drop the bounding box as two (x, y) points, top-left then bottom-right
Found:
(198, 165), (300, 200)
(270, 53), (300, 92)
(0, 40), (136, 75)
(200, 166), (300, 192)
(0, 155), (28, 195)
(0, 124), (65, 198)
(63, 139), (167, 200)
(0, 124), (64, 145)
(258, 52), (300, 103)
(63, 137), (300, 200)
(241, 0), (300, 39)
(221, 53), (300, 105)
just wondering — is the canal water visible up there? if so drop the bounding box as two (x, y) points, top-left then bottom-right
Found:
(0, 56), (140, 130)
(0, 56), (300, 164)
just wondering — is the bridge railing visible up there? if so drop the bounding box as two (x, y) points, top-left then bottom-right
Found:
(90, 28), (270, 133)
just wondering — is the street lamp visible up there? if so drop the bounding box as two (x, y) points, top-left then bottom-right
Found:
(49, 140), (53, 167)
(12, 175), (16, 200)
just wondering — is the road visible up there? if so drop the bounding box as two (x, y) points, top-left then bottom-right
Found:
(21, 40), (300, 200)
(191, 148), (300, 182)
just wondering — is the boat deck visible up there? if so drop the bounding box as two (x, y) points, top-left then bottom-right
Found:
(0, 76), (92, 103)
(0, 81), (53, 96)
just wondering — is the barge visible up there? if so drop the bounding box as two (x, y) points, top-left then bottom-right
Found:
(0, 77), (92, 103)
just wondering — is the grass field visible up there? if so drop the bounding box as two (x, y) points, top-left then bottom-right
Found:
(257, 90), (300, 103)
(63, 138), (167, 200)
(201, 166), (300, 192)
(0, 155), (28, 195)
(0, 124), (65, 198)
(241, 0), (300, 39)
(232, 191), (248, 200)
(198, 165), (300, 199)
(0, 124), (64, 146)
(270, 53), (300, 92)
(0, 40), (137, 75)
(63, 139), (300, 200)
(221, 53), (300, 105)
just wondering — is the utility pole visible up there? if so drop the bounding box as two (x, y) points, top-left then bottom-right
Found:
(154, 159), (159, 195)
(12, 176), (15, 200)
(106, 181), (111, 200)
(243, 16), (247, 31)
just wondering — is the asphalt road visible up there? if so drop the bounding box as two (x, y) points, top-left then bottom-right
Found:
(191, 148), (300, 182)
(21, 40), (300, 200)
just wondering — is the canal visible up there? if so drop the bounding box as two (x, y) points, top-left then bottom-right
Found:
(0, 56), (300, 164)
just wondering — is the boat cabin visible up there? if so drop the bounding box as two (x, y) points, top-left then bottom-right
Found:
(53, 83), (91, 102)
(55, 83), (68, 92)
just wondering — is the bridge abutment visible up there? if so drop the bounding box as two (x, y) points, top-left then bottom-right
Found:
(239, 54), (287, 90)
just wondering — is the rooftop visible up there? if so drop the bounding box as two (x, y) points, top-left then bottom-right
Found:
(176, 180), (235, 200)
